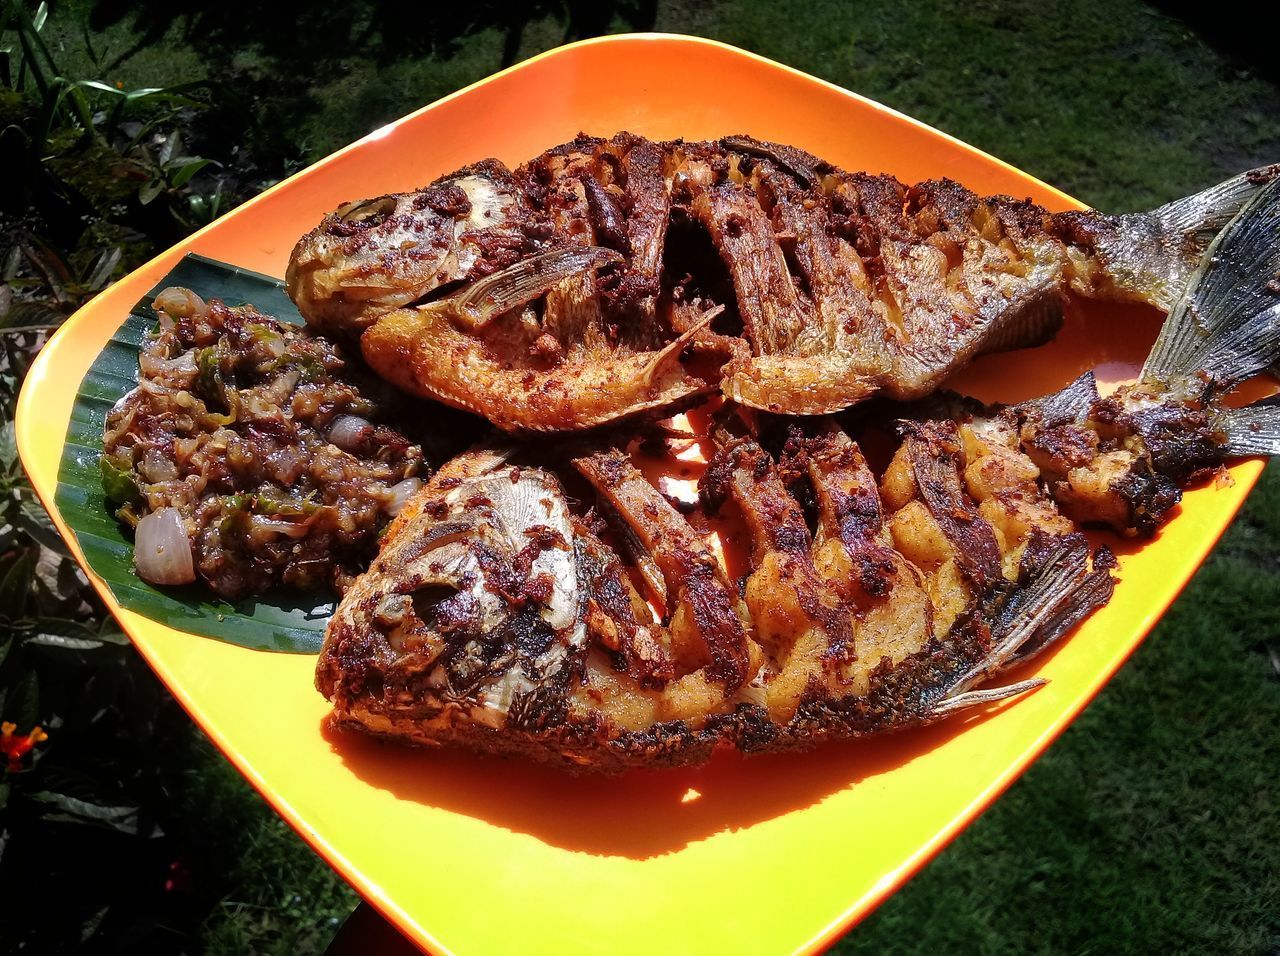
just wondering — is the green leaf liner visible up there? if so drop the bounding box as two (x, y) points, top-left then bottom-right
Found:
(55, 254), (334, 653)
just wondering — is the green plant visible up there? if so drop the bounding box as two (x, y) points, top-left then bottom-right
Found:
(0, 4), (263, 949)
(1, 0), (226, 316)
(133, 128), (218, 210)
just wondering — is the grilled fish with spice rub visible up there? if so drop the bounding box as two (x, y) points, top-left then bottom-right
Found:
(313, 177), (1280, 771)
(287, 132), (1279, 431)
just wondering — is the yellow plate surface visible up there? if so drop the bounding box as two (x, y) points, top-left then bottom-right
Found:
(16, 34), (1266, 956)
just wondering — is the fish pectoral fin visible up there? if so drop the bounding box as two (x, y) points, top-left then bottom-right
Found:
(723, 353), (880, 414)
(430, 245), (622, 331)
(637, 305), (720, 389)
(946, 530), (1114, 695)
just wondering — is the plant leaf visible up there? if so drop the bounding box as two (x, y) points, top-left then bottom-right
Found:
(0, 419), (15, 469)
(28, 617), (98, 638)
(168, 157), (215, 188)
(29, 791), (158, 837)
(7, 670), (39, 728)
(0, 549), (35, 616)
(109, 81), (208, 109)
(74, 78), (126, 97)
(80, 906), (109, 944)
(62, 84), (96, 132)
(96, 619), (130, 645)
(138, 178), (164, 205)
(27, 633), (104, 651)
(27, 618), (104, 651)
(22, 242), (68, 306)
(18, 497), (67, 553)
(84, 247), (123, 291)
(0, 299), (64, 329)
(158, 130), (178, 166)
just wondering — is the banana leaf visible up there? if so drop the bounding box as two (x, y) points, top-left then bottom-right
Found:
(55, 254), (333, 653)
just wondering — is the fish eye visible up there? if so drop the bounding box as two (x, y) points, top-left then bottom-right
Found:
(334, 196), (397, 228)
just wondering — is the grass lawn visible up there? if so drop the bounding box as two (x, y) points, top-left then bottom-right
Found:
(29, 1), (1280, 952)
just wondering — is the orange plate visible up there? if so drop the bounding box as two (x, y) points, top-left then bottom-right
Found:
(16, 34), (1266, 955)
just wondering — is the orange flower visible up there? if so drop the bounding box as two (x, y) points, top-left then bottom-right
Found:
(0, 721), (49, 772)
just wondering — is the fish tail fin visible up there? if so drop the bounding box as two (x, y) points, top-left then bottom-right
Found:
(1213, 398), (1280, 457)
(1141, 172), (1280, 391)
(1147, 165), (1280, 246)
(1082, 165), (1280, 311)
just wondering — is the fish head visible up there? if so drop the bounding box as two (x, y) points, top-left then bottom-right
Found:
(317, 450), (586, 730)
(286, 160), (538, 340)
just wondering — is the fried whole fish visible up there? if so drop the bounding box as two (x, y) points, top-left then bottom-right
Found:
(313, 177), (1280, 771)
(288, 132), (1279, 431)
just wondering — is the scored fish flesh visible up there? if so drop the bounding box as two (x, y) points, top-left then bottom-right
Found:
(313, 177), (1280, 771)
(287, 132), (1279, 431)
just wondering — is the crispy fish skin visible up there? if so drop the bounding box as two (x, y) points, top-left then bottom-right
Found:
(313, 365), (1254, 769)
(359, 288), (715, 432)
(314, 355), (1245, 771)
(288, 133), (1279, 431)
(296, 134), (720, 431)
